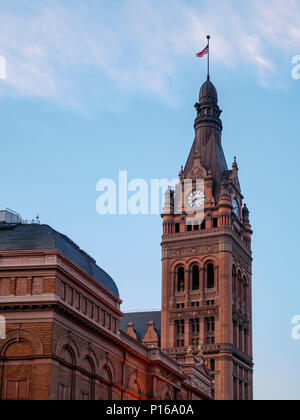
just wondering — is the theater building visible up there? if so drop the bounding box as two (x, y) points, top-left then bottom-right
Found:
(0, 223), (212, 400)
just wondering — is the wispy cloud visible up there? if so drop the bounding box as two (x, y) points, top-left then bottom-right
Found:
(0, 0), (298, 108)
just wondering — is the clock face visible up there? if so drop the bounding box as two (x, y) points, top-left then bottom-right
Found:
(188, 190), (205, 208)
(233, 198), (240, 217)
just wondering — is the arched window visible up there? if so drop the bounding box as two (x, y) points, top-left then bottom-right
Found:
(232, 266), (237, 296)
(177, 267), (185, 292)
(237, 271), (242, 301)
(207, 263), (215, 289)
(100, 366), (112, 400)
(192, 265), (200, 290)
(243, 276), (247, 304)
(128, 373), (143, 398)
(82, 357), (94, 374)
(60, 345), (75, 365)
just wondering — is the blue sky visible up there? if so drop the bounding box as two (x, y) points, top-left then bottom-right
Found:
(0, 0), (299, 400)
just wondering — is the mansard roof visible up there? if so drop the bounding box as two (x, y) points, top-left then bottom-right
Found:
(0, 223), (119, 297)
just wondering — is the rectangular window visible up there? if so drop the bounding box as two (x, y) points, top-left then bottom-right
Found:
(80, 392), (90, 401)
(233, 378), (238, 401)
(175, 320), (185, 335)
(175, 223), (180, 233)
(194, 224), (199, 231)
(205, 317), (215, 331)
(187, 225), (192, 232)
(201, 220), (206, 230)
(206, 336), (215, 345)
(205, 317), (215, 344)
(191, 318), (200, 334)
(6, 380), (29, 400)
(58, 385), (70, 401)
(213, 218), (218, 228)
(244, 385), (249, 401)
(176, 340), (185, 348)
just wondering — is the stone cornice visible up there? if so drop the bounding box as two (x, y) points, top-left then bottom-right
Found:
(161, 227), (252, 265)
(162, 227), (252, 262)
(169, 306), (219, 320)
(0, 249), (122, 309)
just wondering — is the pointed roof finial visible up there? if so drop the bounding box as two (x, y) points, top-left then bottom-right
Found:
(179, 166), (184, 180)
(232, 156), (238, 171)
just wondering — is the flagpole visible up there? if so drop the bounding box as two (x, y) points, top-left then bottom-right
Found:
(207, 35), (210, 80)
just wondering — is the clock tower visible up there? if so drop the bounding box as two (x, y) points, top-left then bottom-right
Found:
(161, 76), (253, 400)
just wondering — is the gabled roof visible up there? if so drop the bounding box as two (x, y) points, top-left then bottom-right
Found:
(0, 223), (119, 297)
(121, 311), (161, 342)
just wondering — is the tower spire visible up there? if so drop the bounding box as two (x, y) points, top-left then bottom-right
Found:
(185, 51), (228, 200)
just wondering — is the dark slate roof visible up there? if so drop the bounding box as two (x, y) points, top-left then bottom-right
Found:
(199, 77), (218, 103)
(185, 131), (228, 184)
(121, 311), (161, 342)
(0, 224), (119, 297)
(184, 77), (228, 201)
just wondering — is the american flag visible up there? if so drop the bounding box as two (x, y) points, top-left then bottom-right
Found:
(196, 44), (209, 58)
